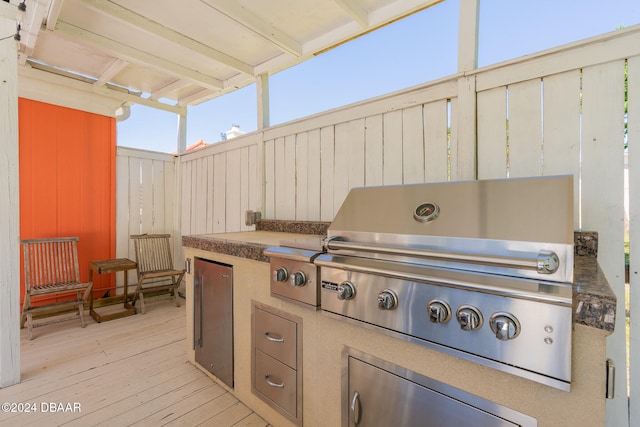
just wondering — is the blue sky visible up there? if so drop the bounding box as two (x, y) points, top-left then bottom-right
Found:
(117, 0), (640, 153)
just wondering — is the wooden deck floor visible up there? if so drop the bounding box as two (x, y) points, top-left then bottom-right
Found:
(0, 298), (269, 427)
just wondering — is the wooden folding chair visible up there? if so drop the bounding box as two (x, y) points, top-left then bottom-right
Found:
(130, 234), (185, 314)
(21, 237), (93, 340)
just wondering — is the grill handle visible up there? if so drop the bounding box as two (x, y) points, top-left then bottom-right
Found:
(325, 237), (559, 274)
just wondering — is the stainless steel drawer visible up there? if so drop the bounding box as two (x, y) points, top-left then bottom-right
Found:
(254, 307), (297, 369)
(255, 349), (297, 417)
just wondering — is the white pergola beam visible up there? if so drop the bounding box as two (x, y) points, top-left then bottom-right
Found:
(301, 0), (442, 56)
(95, 58), (128, 86)
(257, 73), (269, 130)
(55, 20), (224, 91)
(201, 0), (302, 57)
(177, 87), (215, 106)
(151, 79), (189, 100)
(457, 0), (479, 72)
(20, 62), (185, 115)
(17, 0), (50, 65)
(45, 0), (64, 31)
(333, 0), (369, 27)
(80, 0), (254, 76)
(177, 112), (187, 154)
(93, 85), (186, 115)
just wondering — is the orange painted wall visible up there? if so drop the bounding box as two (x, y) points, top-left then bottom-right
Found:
(19, 98), (116, 305)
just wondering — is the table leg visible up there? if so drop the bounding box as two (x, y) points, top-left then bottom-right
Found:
(123, 271), (127, 307)
(89, 269), (94, 311)
(123, 268), (136, 313)
(89, 267), (99, 322)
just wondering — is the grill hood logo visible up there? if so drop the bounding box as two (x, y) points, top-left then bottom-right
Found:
(413, 202), (439, 223)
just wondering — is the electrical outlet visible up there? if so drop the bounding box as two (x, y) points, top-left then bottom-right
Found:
(245, 210), (262, 226)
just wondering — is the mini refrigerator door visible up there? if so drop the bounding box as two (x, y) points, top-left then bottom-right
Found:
(194, 258), (233, 388)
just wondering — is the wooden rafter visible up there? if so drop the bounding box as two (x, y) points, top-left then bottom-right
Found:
(94, 58), (127, 86)
(45, 0), (63, 31)
(79, 0), (255, 76)
(54, 20), (224, 90)
(201, 0), (302, 57)
(333, 0), (369, 27)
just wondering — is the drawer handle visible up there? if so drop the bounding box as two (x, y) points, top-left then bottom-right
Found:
(264, 332), (285, 343)
(265, 375), (284, 388)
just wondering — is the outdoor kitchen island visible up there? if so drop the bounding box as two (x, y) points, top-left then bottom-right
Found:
(182, 226), (615, 427)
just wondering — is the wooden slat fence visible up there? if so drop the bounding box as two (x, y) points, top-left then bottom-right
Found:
(472, 27), (640, 426)
(262, 78), (460, 221)
(115, 147), (178, 290)
(178, 135), (260, 235)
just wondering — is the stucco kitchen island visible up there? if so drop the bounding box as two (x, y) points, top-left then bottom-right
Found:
(182, 227), (615, 427)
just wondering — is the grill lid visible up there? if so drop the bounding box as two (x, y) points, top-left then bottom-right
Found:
(324, 175), (574, 283)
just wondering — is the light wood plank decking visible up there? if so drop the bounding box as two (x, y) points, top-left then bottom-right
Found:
(0, 299), (269, 427)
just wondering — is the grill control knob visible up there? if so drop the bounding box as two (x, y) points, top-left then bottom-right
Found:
(456, 305), (483, 331)
(337, 281), (356, 300)
(537, 250), (560, 274)
(428, 300), (452, 324)
(290, 271), (307, 287)
(273, 267), (288, 282)
(377, 289), (398, 310)
(490, 313), (521, 341)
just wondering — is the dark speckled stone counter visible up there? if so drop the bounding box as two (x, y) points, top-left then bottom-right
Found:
(256, 219), (330, 235)
(182, 221), (329, 262)
(182, 234), (273, 263)
(574, 257), (616, 332)
(573, 231), (616, 333)
(183, 224), (616, 334)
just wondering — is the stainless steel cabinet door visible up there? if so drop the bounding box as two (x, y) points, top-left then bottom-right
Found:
(347, 357), (520, 427)
(194, 258), (233, 388)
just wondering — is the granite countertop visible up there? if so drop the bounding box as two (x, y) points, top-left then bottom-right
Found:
(182, 221), (617, 334)
(573, 231), (616, 333)
(182, 230), (317, 263)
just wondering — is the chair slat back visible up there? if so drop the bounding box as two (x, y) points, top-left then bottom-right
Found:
(21, 237), (81, 290)
(131, 234), (174, 273)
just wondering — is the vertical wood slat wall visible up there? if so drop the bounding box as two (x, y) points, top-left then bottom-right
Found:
(261, 80), (459, 222)
(19, 98), (116, 303)
(115, 26), (640, 417)
(115, 147), (177, 290)
(178, 137), (259, 236)
(472, 34), (638, 422)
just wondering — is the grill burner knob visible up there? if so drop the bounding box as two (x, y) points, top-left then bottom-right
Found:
(456, 305), (483, 331)
(490, 313), (521, 340)
(337, 281), (356, 300)
(428, 300), (452, 323)
(273, 267), (288, 282)
(377, 289), (398, 310)
(290, 271), (307, 287)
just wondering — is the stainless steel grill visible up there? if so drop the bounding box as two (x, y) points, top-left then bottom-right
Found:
(317, 176), (575, 391)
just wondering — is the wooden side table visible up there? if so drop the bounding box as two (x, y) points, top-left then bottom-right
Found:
(89, 258), (138, 322)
